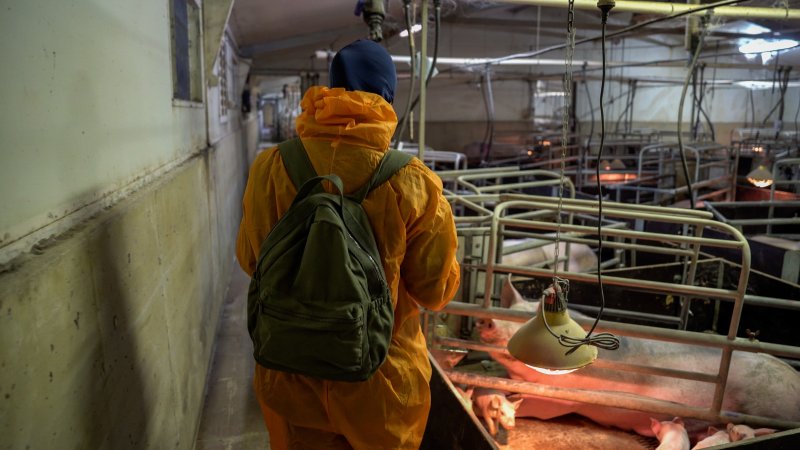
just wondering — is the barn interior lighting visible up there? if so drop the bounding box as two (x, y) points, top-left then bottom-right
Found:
(738, 38), (799, 54)
(389, 55), (600, 67)
(507, 286), (598, 375)
(735, 80), (775, 90)
(711, 20), (770, 36)
(746, 165), (773, 188)
(399, 24), (421, 37)
(739, 38), (798, 63)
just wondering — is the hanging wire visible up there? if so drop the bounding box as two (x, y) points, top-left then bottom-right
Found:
(582, 3), (620, 353)
(550, 0), (577, 281)
(479, 0), (748, 67)
(677, 14), (712, 210)
(393, 0), (442, 147)
(393, 0), (416, 149)
(541, 0), (619, 356)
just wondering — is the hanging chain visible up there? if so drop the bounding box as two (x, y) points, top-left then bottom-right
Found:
(553, 0), (576, 283)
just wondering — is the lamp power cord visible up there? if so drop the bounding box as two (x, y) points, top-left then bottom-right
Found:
(541, 0), (619, 356)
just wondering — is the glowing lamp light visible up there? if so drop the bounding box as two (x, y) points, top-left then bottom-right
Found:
(746, 165), (773, 188)
(600, 160), (612, 171)
(528, 366), (579, 375)
(542, 140), (552, 147)
(507, 298), (598, 375)
(752, 145), (764, 153)
(399, 24), (422, 37)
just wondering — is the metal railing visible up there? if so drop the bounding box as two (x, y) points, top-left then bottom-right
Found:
(427, 194), (800, 431)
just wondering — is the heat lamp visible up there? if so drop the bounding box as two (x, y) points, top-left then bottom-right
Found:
(507, 286), (598, 375)
(747, 164), (773, 188)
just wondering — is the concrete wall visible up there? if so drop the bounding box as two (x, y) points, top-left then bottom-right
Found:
(0, 2), (254, 449)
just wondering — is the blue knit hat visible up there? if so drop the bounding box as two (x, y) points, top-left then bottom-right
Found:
(329, 39), (396, 104)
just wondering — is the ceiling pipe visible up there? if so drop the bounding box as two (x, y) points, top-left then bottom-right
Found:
(497, 0), (800, 20)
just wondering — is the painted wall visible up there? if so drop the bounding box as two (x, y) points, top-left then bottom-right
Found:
(0, 1), (254, 449)
(0, 0), (206, 263)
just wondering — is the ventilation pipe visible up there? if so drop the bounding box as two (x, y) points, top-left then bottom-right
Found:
(498, 0), (800, 20)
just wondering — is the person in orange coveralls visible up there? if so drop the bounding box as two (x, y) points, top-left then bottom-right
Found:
(236, 39), (460, 449)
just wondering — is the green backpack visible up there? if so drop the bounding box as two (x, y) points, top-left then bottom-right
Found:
(247, 138), (412, 382)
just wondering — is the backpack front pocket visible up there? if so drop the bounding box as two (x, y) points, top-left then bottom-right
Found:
(253, 301), (367, 380)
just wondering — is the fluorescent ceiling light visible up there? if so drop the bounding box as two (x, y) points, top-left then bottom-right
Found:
(738, 38), (799, 54)
(712, 20), (770, 35)
(390, 55), (601, 67)
(736, 80), (800, 89)
(399, 24), (422, 37)
(735, 80), (774, 90)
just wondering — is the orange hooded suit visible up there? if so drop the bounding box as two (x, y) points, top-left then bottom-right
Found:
(236, 85), (460, 449)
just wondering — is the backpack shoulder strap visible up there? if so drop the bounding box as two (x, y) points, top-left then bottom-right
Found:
(278, 138), (321, 193)
(351, 150), (414, 203)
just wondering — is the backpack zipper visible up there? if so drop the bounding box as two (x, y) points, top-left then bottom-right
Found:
(344, 227), (387, 295)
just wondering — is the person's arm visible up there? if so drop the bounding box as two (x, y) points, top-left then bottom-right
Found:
(236, 148), (279, 277)
(236, 170), (258, 277)
(400, 167), (460, 311)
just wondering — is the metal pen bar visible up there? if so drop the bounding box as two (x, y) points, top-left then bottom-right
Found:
(497, 232), (697, 257)
(497, 217), (744, 249)
(568, 303), (683, 325)
(498, 193), (714, 219)
(439, 302), (800, 360)
(445, 370), (800, 430)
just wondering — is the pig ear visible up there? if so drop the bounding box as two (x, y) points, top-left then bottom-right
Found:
(672, 417), (684, 426)
(490, 396), (501, 409)
(727, 423), (735, 432)
(500, 275), (524, 309)
(707, 426), (719, 434)
(512, 399), (523, 410)
(650, 418), (661, 434)
(465, 387), (475, 400)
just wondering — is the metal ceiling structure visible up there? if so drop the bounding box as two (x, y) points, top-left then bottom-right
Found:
(229, 0), (800, 80)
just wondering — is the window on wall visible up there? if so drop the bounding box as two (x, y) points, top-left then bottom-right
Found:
(171, 0), (202, 103)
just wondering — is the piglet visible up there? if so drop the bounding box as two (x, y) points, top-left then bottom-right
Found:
(651, 417), (690, 450)
(726, 422), (777, 442)
(473, 388), (523, 437)
(691, 426), (730, 449)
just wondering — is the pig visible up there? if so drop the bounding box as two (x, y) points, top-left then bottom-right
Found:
(474, 276), (800, 437)
(472, 388), (523, 437)
(501, 239), (597, 273)
(691, 426), (730, 449)
(726, 422), (776, 442)
(651, 417), (690, 450)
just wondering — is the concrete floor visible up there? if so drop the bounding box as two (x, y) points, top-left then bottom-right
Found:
(195, 265), (270, 450)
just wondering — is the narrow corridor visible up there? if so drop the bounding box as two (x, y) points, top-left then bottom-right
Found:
(195, 264), (269, 450)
